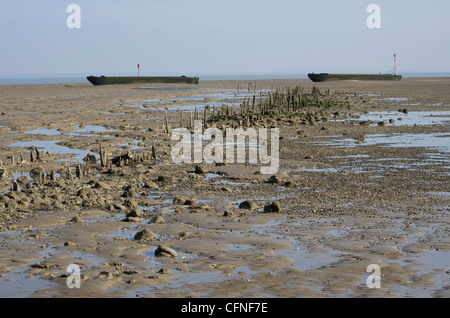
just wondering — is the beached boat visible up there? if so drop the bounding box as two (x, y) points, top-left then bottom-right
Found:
(87, 75), (199, 85)
(308, 73), (402, 82)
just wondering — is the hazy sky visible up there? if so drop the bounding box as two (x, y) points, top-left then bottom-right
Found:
(1, 0), (449, 76)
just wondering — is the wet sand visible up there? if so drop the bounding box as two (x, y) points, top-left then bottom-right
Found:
(0, 78), (449, 298)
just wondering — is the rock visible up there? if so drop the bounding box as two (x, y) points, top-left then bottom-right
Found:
(16, 175), (30, 186)
(111, 151), (133, 165)
(123, 199), (138, 210)
(266, 175), (282, 184)
(173, 196), (196, 205)
(83, 154), (98, 164)
(238, 200), (258, 211)
(194, 164), (208, 174)
(134, 229), (156, 242)
(31, 261), (58, 269)
(149, 215), (165, 224)
(93, 181), (110, 190)
(158, 268), (171, 274)
(263, 201), (281, 213)
(173, 196), (189, 205)
(122, 216), (145, 223)
(64, 241), (78, 247)
(223, 211), (234, 217)
(184, 199), (197, 206)
(155, 176), (174, 184)
(122, 185), (137, 198)
(155, 245), (178, 258)
(30, 167), (45, 183)
(70, 216), (83, 223)
(126, 208), (143, 218)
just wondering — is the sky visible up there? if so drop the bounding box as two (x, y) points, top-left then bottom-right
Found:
(0, 0), (449, 77)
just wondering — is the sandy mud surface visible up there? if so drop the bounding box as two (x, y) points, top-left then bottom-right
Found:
(0, 78), (448, 297)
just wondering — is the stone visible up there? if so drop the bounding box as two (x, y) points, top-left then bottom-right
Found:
(263, 201), (281, 213)
(239, 200), (258, 211)
(134, 229), (156, 242)
(194, 164), (208, 174)
(266, 175), (282, 184)
(149, 215), (165, 224)
(155, 245), (178, 258)
(126, 208), (143, 218)
(69, 216), (83, 223)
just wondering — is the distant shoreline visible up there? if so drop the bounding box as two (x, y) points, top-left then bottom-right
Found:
(1, 73), (450, 85)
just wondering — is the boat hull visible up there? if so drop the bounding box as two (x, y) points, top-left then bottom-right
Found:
(87, 75), (199, 85)
(308, 73), (402, 82)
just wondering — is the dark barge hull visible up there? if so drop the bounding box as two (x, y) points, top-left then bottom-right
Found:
(87, 75), (199, 85)
(308, 73), (402, 82)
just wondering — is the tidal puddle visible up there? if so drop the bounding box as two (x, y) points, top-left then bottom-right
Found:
(346, 111), (450, 127)
(8, 139), (94, 163)
(24, 128), (61, 136)
(309, 133), (450, 152)
(69, 125), (117, 136)
(0, 265), (55, 298)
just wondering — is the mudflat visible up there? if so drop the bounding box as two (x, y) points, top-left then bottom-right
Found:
(0, 78), (448, 297)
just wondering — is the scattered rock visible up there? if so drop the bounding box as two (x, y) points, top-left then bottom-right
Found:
(155, 245), (178, 258)
(93, 181), (110, 190)
(83, 154), (98, 164)
(173, 196), (189, 205)
(134, 229), (156, 242)
(194, 164), (208, 174)
(239, 200), (258, 211)
(64, 241), (78, 247)
(30, 166), (45, 183)
(126, 208), (143, 218)
(266, 175), (282, 184)
(223, 211), (234, 217)
(31, 261), (58, 269)
(158, 268), (171, 274)
(123, 199), (138, 210)
(149, 215), (165, 224)
(122, 216), (145, 223)
(69, 216), (83, 224)
(263, 201), (281, 213)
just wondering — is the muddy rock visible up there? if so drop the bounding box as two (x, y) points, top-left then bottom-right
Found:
(194, 164), (208, 174)
(83, 154), (98, 164)
(126, 208), (143, 218)
(266, 175), (282, 184)
(93, 181), (111, 190)
(149, 215), (165, 224)
(69, 216), (83, 223)
(239, 200), (259, 211)
(263, 201), (281, 213)
(30, 167), (45, 183)
(134, 229), (157, 242)
(155, 245), (178, 258)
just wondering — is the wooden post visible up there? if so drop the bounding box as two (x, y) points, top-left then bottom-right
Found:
(164, 108), (170, 134)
